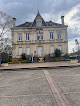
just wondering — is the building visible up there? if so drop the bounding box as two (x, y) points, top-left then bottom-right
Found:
(12, 11), (68, 61)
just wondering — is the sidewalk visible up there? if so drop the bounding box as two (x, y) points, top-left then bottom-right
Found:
(0, 61), (80, 70)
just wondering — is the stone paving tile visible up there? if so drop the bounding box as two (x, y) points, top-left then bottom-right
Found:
(0, 95), (57, 106)
(0, 70), (44, 87)
(48, 68), (80, 93)
(65, 94), (80, 106)
(0, 67), (80, 106)
(48, 68), (80, 105)
(0, 77), (53, 96)
(0, 69), (57, 106)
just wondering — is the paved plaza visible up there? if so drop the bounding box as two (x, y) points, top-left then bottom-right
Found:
(0, 67), (80, 106)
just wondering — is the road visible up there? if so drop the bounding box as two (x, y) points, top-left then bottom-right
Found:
(0, 67), (80, 106)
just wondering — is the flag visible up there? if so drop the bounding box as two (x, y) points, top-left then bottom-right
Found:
(38, 31), (40, 39)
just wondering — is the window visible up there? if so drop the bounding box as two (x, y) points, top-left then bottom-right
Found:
(37, 34), (39, 40)
(58, 32), (61, 39)
(50, 46), (54, 53)
(26, 47), (30, 55)
(18, 47), (22, 55)
(40, 33), (43, 40)
(38, 46), (43, 57)
(50, 32), (53, 40)
(37, 21), (41, 26)
(58, 45), (62, 51)
(26, 33), (29, 40)
(18, 33), (22, 41)
(37, 32), (43, 40)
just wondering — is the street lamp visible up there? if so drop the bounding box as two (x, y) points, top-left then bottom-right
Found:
(75, 39), (80, 63)
(0, 35), (4, 67)
(72, 48), (74, 60)
(0, 35), (2, 67)
(32, 51), (34, 63)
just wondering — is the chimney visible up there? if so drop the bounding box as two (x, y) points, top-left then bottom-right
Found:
(13, 18), (16, 26)
(61, 16), (64, 25)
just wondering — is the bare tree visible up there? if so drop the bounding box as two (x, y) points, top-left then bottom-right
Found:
(0, 10), (13, 66)
(2, 37), (12, 55)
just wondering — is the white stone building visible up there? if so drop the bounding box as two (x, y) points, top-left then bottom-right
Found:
(12, 12), (68, 61)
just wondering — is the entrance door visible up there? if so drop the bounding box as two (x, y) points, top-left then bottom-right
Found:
(38, 47), (43, 57)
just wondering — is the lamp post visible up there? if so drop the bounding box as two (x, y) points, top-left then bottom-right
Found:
(0, 35), (2, 67)
(75, 39), (80, 63)
(32, 51), (34, 63)
(0, 35), (4, 67)
(0, 53), (1, 67)
(72, 48), (74, 60)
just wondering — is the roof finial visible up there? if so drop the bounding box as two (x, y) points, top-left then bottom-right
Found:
(37, 0), (40, 13)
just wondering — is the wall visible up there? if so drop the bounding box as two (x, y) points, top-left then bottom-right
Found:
(12, 27), (68, 59)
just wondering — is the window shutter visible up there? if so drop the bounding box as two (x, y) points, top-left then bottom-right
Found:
(18, 47), (22, 55)
(26, 47), (30, 55)
(50, 46), (54, 53)
(58, 46), (62, 51)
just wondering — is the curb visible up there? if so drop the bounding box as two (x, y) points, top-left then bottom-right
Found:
(0, 65), (80, 71)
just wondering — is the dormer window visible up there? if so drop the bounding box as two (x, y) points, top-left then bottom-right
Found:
(37, 21), (41, 26)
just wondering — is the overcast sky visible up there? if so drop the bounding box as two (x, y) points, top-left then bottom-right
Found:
(0, 0), (80, 53)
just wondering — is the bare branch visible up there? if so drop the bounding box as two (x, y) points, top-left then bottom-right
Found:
(0, 10), (13, 54)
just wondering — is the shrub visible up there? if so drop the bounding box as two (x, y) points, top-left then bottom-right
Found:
(21, 53), (26, 60)
(1, 52), (9, 63)
(8, 56), (12, 62)
(63, 53), (69, 59)
(54, 49), (61, 57)
(9, 60), (31, 64)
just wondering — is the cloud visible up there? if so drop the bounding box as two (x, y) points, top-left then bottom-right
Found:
(56, 3), (80, 40)
(68, 37), (80, 53)
(0, 0), (79, 23)
(65, 4), (80, 34)
(0, 0), (80, 53)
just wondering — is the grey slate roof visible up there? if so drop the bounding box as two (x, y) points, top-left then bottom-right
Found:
(16, 12), (68, 28)
(16, 22), (32, 27)
(31, 11), (47, 27)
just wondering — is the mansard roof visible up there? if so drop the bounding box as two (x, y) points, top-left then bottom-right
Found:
(16, 12), (68, 28)
(31, 11), (47, 27)
(17, 22), (32, 27)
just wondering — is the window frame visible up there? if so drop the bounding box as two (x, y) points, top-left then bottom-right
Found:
(26, 33), (30, 41)
(18, 47), (22, 55)
(37, 21), (41, 26)
(36, 32), (43, 40)
(50, 32), (53, 40)
(50, 46), (54, 54)
(40, 33), (43, 40)
(18, 33), (22, 41)
(58, 45), (62, 51)
(58, 32), (61, 40)
(26, 47), (30, 55)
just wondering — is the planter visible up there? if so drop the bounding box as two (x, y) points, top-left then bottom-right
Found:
(2, 63), (8, 67)
(71, 60), (78, 64)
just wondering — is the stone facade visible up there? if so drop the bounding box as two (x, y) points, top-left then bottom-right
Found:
(12, 12), (68, 60)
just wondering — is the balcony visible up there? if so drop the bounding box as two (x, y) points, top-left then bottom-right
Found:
(12, 39), (65, 45)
